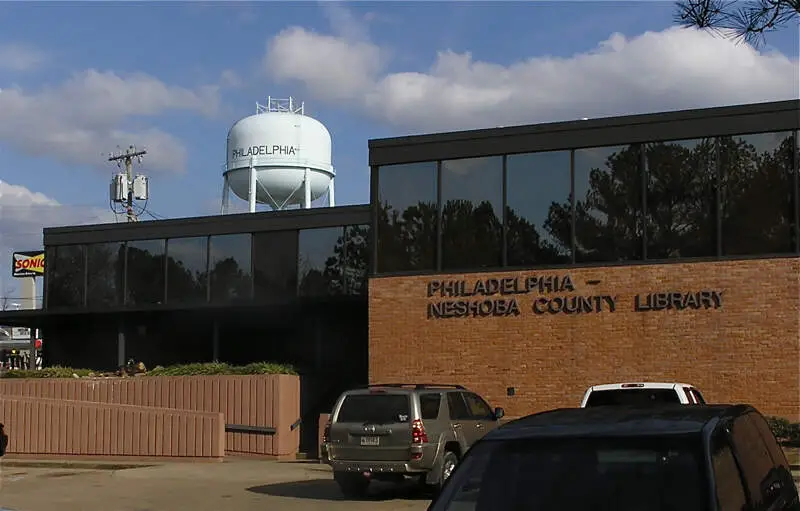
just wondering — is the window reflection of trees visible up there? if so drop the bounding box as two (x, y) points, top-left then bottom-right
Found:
(300, 225), (370, 296)
(166, 237), (208, 305)
(126, 239), (165, 305)
(86, 242), (125, 307)
(441, 157), (503, 270)
(209, 234), (252, 304)
(376, 162), (437, 273)
(47, 245), (85, 308)
(373, 131), (797, 273)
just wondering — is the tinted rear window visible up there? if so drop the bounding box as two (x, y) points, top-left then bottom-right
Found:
(586, 389), (681, 407)
(336, 393), (411, 424)
(432, 436), (707, 511)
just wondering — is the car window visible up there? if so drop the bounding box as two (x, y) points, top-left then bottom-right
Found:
(729, 415), (775, 508)
(690, 388), (706, 404)
(430, 436), (708, 511)
(748, 412), (789, 468)
(585, 388), (682, 407)
(420, 393), (442, 420)
(711, 430), (748, 511)
(336, 393), (410, 424)
(447, 392), (471, 421)
(463, 393), (493, 420)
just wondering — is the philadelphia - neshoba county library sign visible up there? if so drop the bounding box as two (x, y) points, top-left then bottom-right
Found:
(425, 275), (723, 320)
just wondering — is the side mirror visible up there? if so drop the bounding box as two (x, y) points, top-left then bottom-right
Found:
(494, 407), (505, 420)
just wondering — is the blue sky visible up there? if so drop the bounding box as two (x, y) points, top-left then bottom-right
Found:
(0, 1), (797, 304)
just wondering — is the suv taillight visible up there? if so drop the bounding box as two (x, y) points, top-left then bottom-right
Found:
(411, 419), (428, 444)
(322, 421), (331, 443)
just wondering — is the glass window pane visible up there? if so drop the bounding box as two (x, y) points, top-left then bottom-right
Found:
(720, 132), (796, 255)
(376, 162), (437, 273)
(209, 234), (252, 304)
(166, 237), (208, 304)
(47, 245), (85, 308)
(125, 239), (165, 306)
(506, 151), (572, 266)
(344, 224), (369, 296)
(253, 230), (298, 302)
(298, 227), (343, 296)
(574, 145), (643, 262)
(86, 242), (125, 307)
(441, 156), (503, 270)
(645, 138), (716, 259)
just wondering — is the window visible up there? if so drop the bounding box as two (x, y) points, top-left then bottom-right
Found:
(46, 245), (85, 308)
(447, 393), (471, 421)
(252, 230), (298, 302)
(463, 393), (493, 420)
(585, 389), (681, 407)
(645, 138), (717, 259)
(166, 237), (208, 304)
(713, 431), (749, 511)
(441, 156), (503, 270)
(430, 436), (708, 511)
(506, 151), (572, 266)
(720, 132), (796, 255)
(85, 242), (125, 307)
(748, 412), (790, 468)
(125, 239), (165, 305)
(298, 226), (343, 296)
(343, 224), (369, 295)
(209, 234), (252, 303)
(573, 145), (643, 262)
(336, 394), (410, 424)
(419, 393), (442, 420)
(376, 162), (438, 273)
(729, 415), (775, 508)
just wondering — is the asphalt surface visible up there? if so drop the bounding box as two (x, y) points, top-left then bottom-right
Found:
(0, 460), (432, 511)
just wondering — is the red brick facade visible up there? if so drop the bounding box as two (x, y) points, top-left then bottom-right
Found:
(368, 258), (800, 421)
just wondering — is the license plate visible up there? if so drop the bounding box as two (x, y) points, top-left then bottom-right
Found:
(360, 436), (380, 446)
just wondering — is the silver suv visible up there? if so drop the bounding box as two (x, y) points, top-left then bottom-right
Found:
(321, 383), (505, 498)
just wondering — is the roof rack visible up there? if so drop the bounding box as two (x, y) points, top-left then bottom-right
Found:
(363, 383), (466, 390)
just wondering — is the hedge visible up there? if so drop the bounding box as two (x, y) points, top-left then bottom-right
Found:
(0, 362), (296, 379)
(766, 416), (800, 447)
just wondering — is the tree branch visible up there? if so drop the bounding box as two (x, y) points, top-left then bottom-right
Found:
(674, 0), (799, 46)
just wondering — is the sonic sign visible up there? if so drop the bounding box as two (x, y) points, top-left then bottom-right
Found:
(12, 251), (44, 278)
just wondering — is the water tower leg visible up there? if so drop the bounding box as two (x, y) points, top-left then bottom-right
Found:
(328, 178), (335, 207)
(248, 163), (257, 213)
(221, 174), (230, 215)
(303, 168), (312, 209)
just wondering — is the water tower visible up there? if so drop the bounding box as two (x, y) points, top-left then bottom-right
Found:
(221, 97), (335, 213)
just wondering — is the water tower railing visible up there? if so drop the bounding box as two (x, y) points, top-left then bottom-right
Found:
(256, 97), (305, 115)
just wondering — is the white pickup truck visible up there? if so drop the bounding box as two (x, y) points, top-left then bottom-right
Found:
(580, 382), (706, 408)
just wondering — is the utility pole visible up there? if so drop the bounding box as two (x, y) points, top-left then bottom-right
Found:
(109, 146), (147, 223)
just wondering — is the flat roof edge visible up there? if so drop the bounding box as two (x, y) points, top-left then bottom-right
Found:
(368, 99), (800, 149)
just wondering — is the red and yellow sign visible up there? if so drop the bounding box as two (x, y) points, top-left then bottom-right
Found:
(11, 251), (44, 278)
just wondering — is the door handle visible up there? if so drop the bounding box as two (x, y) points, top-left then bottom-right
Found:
(475, 423), (484, 429)
(453, 423), (462, 429)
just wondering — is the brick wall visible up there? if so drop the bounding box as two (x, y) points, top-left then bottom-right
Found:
(369, 258), (800, 421)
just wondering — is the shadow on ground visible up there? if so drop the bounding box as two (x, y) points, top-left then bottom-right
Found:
(247, 479), (432, 502)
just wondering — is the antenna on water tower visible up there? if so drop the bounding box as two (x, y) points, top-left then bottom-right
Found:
(108, 145), (149, 222)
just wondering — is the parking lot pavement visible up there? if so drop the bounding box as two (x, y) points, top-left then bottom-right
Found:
(0, 460), (431, 511)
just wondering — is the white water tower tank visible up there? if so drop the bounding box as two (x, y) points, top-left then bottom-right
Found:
(222, 97), (335, 212)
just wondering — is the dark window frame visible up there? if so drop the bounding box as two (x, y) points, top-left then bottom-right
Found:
(372, 129), (800, 277)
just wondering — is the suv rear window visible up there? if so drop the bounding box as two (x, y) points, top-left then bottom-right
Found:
(432, 436), (707, 511)
(586, 389), (681, 407)
(336, 393), (411, 424)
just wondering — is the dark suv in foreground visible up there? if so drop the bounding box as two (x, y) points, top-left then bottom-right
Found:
(428, 404), (799, 511)
(321, 383), (505, 498)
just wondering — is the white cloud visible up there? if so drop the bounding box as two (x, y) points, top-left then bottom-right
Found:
(264, 26), (384, 103)
(0, 50), (224, 173)
(0, 43), (47, 72)
(265, 25), (799, 133)
(0, 180), (116, 308)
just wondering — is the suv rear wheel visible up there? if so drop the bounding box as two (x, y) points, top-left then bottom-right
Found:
(437, 451), (459, 490)
(334, 471), (370, 499)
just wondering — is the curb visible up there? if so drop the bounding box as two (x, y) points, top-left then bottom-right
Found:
(0, 460), (154, 470)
